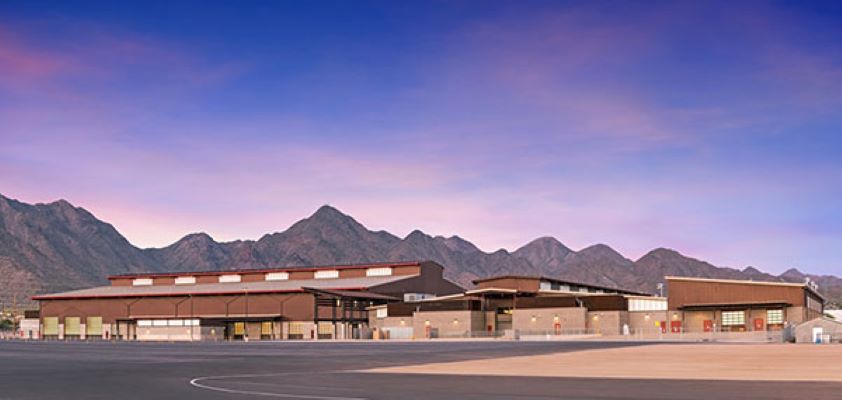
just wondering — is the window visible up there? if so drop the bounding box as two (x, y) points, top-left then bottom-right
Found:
(628, 298), (667, 312)
(265, 272), (289, 281)
(175, 276), (196, 285)
(539, 281), (552, 291)
(314, 270), (339, 279)
(219, 274), (241, 283)
(767, 309), (784, 324)
(132, 278), (153, 286)
(167, 319), (183, 326)
(722, 311), (745, 326)
(261, 322), (273, 336)
(366, 267), (393, 277)
(137, 320), (152, 327)
(288, 322), (304, 335)
(376, 308), (388, 319)
(318, 322), (334, 335)
(152, 320), (168, 327)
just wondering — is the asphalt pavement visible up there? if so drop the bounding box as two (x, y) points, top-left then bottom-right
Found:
(0, 340), (838, 399)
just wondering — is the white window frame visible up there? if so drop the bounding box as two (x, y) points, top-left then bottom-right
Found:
(132, 278), (153, 286)
(219, 274), (241, 283)
(376, 308), (388, 319)
(767, 309), (784, 324)
(175, 276), (196, 285)
(152, 320), (168, 327)
(722, 311), (745, 326)
(265, 272), (289, 281)
(366, 267), (393, 277)
(314, 270), (339, 279)
(137, 320), (152, 327)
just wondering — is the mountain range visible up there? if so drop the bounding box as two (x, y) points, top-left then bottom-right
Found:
(1, 193), (839, 308)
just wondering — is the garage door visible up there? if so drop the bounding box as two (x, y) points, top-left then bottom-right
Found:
(65, 317), (81, 336)
(86, 317), (103, 337)
(43, 317), (59, 336)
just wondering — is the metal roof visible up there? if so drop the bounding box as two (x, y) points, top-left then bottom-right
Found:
(33, 274), (414, 300)
(471, 275), (652, 296)
(678, 300), (793, 311)
(107, 261), (425, 280)
(666, 276), (826, 301)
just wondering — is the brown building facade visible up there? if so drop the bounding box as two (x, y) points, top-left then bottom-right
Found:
(370, 275), (668, 338)
(667, 276), (825, 333)
(34, 261), (463, 341)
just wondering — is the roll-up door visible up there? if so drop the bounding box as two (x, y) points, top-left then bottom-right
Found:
(65, 317), (81, 336)
(86, 317), (103, 336)
(43, 317), (59, 336)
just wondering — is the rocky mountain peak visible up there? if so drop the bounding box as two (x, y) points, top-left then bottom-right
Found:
(439, 235), (480, 254)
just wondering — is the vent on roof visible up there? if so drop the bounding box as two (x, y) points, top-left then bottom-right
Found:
(132, 278), (153, 286)
(175, 276), (196, 285)
(314, 270), (339, 279)
(219, 274), (241, 283)
(366, 267), (392, 277)
(265, 272), (289, 281)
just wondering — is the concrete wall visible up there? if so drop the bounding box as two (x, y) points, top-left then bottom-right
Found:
(586, 311), (628, 335)
(512, 307), (586, 334)
(794, 318), (842, 343)
(413, 310), (484, 338)
(628, 311), (667, 334)
(135, 326), (202, 341)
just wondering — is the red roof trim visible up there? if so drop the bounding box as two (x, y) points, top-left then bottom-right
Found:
(107, 261), (423, 280)
(32, 286), (373, 301)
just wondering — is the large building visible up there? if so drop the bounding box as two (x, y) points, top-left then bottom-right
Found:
(33, 261), (463, 341)
(32, 260), (829, 341)
(666, 276), (825, 333)
(370, 275), (668, 338)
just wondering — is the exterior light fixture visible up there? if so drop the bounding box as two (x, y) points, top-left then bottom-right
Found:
(553, 315), (560, 323)
(399, 319), (406, 326)
(531, 315), (537, 323)
(424, 320), (430, 326)
(452, 319), (459, 325)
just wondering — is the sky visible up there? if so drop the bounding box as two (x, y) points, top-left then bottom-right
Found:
(1, 1), (841, 275)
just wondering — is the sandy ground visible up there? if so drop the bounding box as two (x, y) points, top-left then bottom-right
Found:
(367, 344), (842, 382)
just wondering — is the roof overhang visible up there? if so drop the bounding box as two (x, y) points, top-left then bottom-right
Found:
(678, 300), (793, 311)
(464, 288), (518, 295)
(302, 287), (399, 301)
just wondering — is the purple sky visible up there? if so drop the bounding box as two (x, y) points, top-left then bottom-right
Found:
(1, 1), (841, 274)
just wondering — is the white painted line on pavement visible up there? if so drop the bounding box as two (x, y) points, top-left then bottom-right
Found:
(189, 372), (368, 400)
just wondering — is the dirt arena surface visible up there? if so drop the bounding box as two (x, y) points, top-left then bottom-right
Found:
(368, 343), (842, 382)
(2, 340), (841, 399)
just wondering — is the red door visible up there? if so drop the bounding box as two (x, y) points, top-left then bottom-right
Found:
(554, 322), (561, 335)
(753, 318), (764, 331)
(659, 321), (667, 334)
(703, 320), (713, 332)
(670, 320), (682, 333)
